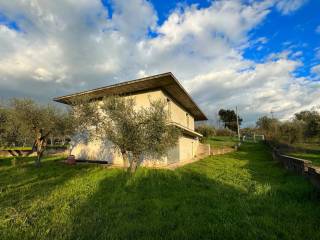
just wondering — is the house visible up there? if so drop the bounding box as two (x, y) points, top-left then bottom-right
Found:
(54, 72), (209, 167)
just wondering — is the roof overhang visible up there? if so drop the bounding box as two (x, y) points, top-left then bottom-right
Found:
(53, 72), (207, 121)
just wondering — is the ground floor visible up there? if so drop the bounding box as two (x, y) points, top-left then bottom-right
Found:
(71, 134), (210, 167)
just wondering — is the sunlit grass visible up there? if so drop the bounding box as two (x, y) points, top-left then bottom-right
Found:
(289, 152), (320, 167)
(204, 136), (238, 148)
(0, 143), (319, 239)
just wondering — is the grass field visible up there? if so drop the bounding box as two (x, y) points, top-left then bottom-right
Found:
(292, 142), (320, 151)
(0, 147), (32, 150)
(204, 136), (238, 148)
(1, 143), (319, 240)
(289, 152), (320, 167)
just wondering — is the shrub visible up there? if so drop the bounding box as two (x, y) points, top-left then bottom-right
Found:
(195, 124), (216, 137)
(215, 128), (236, 137)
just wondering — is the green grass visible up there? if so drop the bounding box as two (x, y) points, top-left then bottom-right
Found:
(0, 143), (319, 240)
(289, 152), (320, 167)
(0, 147), (32, 151)
(204, 136), (238, 148)
(292, 142), (320, 151)
(0, 145), (68, 151)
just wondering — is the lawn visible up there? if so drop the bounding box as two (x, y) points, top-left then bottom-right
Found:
(1, 143), (320, 240)
(291, 142), (320, 151)
(204, 136), (239, 148)
(289, 152), (320, 167)
(0, 147), (32, 150)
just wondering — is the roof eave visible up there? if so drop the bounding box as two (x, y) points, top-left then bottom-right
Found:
(53, 72), (208, 121)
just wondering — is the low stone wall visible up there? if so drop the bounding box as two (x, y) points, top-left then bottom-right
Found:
(269, 143), (320, 190)
(210, 143), (240, 156)
(211, 147), (235, 155)
(197, 143), (211, 157)
(272, 149), (311, 175)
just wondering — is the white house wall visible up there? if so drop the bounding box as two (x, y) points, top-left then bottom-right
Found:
(71, 89), (200, 166)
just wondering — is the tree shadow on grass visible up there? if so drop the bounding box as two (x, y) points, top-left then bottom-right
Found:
(0, 155), (95, 212)
(0, 155), (107, 240)
(65, 151), (320, 240)
(2, 143), (320, 240)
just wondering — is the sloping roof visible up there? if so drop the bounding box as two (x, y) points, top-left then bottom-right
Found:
(53, 72), (207, 121)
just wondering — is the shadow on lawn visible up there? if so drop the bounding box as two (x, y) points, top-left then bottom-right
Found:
(65, 144), (320, 240)
(2, 144), (320, 240)
(0, 155), (92, 208)
(67, 170), (251, 240)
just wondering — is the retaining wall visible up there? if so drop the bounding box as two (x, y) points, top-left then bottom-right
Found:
(269, 143), (320, 190)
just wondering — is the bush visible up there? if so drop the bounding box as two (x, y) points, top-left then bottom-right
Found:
(195, 124), (216, 137)
(215, 128), (236, 137)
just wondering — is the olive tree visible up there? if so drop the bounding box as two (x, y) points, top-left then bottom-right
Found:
(67, 96), (101, 155)
(98, 96), (180, 173)
(279, 120), (305, 144)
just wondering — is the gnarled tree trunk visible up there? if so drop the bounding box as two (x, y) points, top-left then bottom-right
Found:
(32, 128), (50, 167)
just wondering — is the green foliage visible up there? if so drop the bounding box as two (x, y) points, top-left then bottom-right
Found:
(1, 143), (319, 239)
(0, 98), (73, 147)
(99, 96), (180, 172)
(215, 128), (236, 136)
(195, 124), (216, 137)
(71, 95), (180, 173)
(295, 110), (320, 138)
(257, 108), (320, 144)
(218, 109), (242, 131)
(279, 120), (305, 144)
(256, 116), (281, 140)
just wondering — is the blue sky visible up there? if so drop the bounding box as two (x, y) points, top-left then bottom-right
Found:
(0, 0), (319, 125)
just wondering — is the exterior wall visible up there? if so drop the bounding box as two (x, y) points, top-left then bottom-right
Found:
(165, 94), (195, 130)
(178, 135), (199, 162)
(127, 89), (166, 109)
(71, 89), (200, 166)
(71, 138), (177, 167)
(71, 139), (122, 163)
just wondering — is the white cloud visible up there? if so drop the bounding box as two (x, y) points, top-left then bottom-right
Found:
(275, 0), (308, 15)
(311, 64), (320, 76)
(0, 0), (318, 125)
(315, 47), (320, 59)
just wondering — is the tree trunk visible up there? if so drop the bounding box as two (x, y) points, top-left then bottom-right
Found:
(35, 151), (42, 167)
(129, 158), (139, 173)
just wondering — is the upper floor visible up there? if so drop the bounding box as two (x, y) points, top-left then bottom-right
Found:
(54, 72), (207, 135)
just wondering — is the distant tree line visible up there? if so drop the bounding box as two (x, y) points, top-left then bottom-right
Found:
(195, 108), (241, 138)
(0, 98), (73, 147)
(196, 107), (320, 145)
(256, 108), (320, 144)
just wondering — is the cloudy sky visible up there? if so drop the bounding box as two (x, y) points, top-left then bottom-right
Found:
(0, 0), (319, 125)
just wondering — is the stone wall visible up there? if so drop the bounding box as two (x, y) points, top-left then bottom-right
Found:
(210, 143), (240, 156)
(196, 143), (211, 157)
(211, 147), (235, 156)
(269, 143), (320, 190)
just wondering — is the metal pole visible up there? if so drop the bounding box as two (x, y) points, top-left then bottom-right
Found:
(236, 106), (240, 141)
